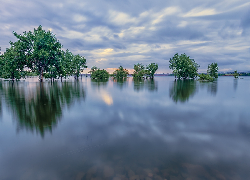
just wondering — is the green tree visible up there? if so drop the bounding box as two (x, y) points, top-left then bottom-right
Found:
(0, 46), (26, 80)
(233, 70), (239, 78)
(207, 63), (218, 78)
(89, 66), (109, 80)
(169, 53), (199, 79)
(146, 63), (158, 79)
(12, 25), (63, 82)
(71, 54), (87, 79)
(132, 63), (146, 79)
(112, 66), (129, 79)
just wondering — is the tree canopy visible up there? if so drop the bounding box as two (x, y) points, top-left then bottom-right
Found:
(169, 53), (199, 79)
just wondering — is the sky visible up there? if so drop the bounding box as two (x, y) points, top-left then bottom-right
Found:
(0, 0), (250, 73)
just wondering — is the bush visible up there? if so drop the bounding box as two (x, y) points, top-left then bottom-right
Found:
(198, 73), (214, 81)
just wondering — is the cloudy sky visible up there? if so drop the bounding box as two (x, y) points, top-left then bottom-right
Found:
(0, 0), (250, 73)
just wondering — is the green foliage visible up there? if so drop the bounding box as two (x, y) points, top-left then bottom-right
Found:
(198, 73), (214, 81)
(89, 66), (109, 79)
(169, 53), (199, 79)
(111, 66), (129, 79)
(233, 70), (239, 78)
(0, 25), (87, 81)
(71, 54), (87, 79)
(207, 63), (218, 78)
(146, 63), (158, 79)
(0, 47), (26, 80)
(132, 63), (147, 79)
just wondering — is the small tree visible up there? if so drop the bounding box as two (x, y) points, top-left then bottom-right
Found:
(112, 66), (129, 79)
(207, 63), (218, 78)
(169, 53), (199, 79)
(132, 63), (146, 79)
(233, 70), (239, 78)
(146, 63), (158, 79)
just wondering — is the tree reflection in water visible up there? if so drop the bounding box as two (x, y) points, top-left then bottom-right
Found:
(1, 81), (86, 137)
(133, 79), (158, 92)
(169, 79), (197, 103)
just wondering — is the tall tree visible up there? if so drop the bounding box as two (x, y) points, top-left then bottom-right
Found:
(13, 26), (63, 81)
(207, 62), (218, 78)
(71, 54), (87, 79)
(169, 53), (199, 79)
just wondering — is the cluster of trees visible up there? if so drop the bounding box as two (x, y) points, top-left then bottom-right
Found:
(0, 26), (87, 81)
(169, 53), (218, 81)
(90, 63), (158, 80)
(132, 63), (158, 79)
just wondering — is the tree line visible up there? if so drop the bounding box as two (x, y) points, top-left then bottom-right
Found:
(1, 26), (241, 82)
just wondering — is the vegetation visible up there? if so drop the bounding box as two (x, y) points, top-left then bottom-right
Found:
(198, 73), (214, 81)
(207, 63), (218, 78)
(233, 70), (239, 78)
(169, 53), (199, 79)
(0, 25), (87, 81)
(132, 63), (158, 79)
(146, 63), (158, 79)
(132, 63), (146, 79)
(89, 66), (109, 80)
(111, 66), (129, 79)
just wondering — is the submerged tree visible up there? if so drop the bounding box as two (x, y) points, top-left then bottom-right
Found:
(111, 66), (129, 79)
(132, 63), (146, 79)
(207, 63), (218, 78)
(89, 66), (109, 80)
(233, 70), (239, 78)
(146, 63), (158, 79)
(1, 25), (87, 81)
(169, 53), (199, 79)
(0, 46), (26, 80)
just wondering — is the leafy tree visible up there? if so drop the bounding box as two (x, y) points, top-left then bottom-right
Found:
(198, 73), (214, 81)
(233, 70), (239, 78)
(146, 63), (158, 79)
(132, 63), (146, 79)
(112, 66), (129, 79)
(0, 46), (26, 80)
(71, 54), (87, 79)
(12, 26), (63, 81)
(89, 66), (109, 79)
(207, 63), (218, 78)
(169, 53), (199, 79)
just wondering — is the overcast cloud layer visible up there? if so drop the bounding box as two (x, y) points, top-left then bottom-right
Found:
(0, 0), (250, 73)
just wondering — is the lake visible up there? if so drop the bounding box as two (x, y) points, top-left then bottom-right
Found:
(0, 76), (249, 180)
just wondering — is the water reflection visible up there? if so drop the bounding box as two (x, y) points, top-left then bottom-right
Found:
(1, 81), (86, 137)
(112, 78), (128, 90)
(133, 79), (158, 92)
(234, 79), (238, 91)
(199, 80), (218, 96)
(169, 79), (197, 103)
(90, 79), (109, 88)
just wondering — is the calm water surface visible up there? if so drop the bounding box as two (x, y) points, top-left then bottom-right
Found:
(0, 76), (249, 180)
